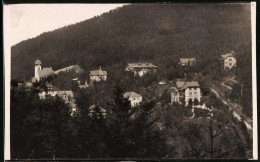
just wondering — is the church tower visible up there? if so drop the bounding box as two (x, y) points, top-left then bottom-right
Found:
(35, 59), (41, 81)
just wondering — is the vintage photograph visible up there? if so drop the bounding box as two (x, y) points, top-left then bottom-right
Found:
(4, 3), (256, 160)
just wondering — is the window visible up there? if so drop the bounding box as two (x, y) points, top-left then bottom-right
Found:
(194, 92), (197, 94)
(229, 63), (232, 66)
(229, 58), (232, 61)
(189, 92), (192, 95)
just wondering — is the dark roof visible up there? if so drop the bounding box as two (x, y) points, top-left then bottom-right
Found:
(126, 63), (157, 69)
(38, 68), (54, 77)
(90, 67), (107, 76)
(35, 59), (41, 65)
(123, 91), (142, 98)
(89, 104), (106, 113)
(46, 82), (59, 91)
(175, 81), (200, 90)
(220, 51), (236, 60)
(57, 91), (74, 98)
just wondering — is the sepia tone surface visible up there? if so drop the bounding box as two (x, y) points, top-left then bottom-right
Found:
(8, 3), (255, 160)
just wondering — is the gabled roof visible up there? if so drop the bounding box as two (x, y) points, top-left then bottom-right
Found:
(89, 104), (106, 113)
(57, 90), (74, 98)
(220, 51), (236, 60)
(90, 67), (107, 76)
(38, 67), (54, 77)
(179, 58), (196, 64)
(90, 70), (107, 76)
(123, 91), (142, 98)
(175, 81), (200, 90)
(126, 63), (157, 69)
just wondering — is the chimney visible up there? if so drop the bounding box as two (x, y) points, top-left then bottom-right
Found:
(99, 66), (101, 70)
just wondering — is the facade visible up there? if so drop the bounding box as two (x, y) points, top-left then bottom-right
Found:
(123, 91), (142, 107)
(89, 104), (107, 118)
(125, 63), (157, 77)
(78, 81), (89, 89)
(179, 58), (196, 66)
(38, 82), (59, 99)
(33, 59), (55, 82)
(89, 66), (107, 82)
(170, 81), (201, 106)
(220, 51), (237, 69)
(57, 90), (77, 113)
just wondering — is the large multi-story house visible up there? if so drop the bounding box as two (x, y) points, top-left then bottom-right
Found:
(123, 91), (142, 107)
(170, 81), (201, 106)
(220, 51), (237, 69)
(89, 66), (107, 82)
(125, 63), (157, 77)
(32, 59), (55, 82)
(178, 58), (196, 66)
(57, 90), (77, 113)
(38, 82), (59, 99)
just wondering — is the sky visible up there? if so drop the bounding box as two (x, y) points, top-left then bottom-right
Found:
(3, 4), (125, 159)
(4, 4), (126, 46)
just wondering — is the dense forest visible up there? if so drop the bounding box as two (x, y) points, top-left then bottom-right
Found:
(11, 3), (251, 81)
(11, 82), (252, 159)
(10, 3), (253, 159)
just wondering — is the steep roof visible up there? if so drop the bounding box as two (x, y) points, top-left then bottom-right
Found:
(179, 58), (196, 64)
(175, 81), (200, 90)
(38, 67), (54, 77)
(89, 104), (106, 113)
(90, 66), (107, 76)
(123, 91), (142, 98)
(126, 63), (157, 69)
(35, 59), (41, 65)
(220, 51), (236, 60)
(57, 90), (74, 98)
(90, 70), (107, 76)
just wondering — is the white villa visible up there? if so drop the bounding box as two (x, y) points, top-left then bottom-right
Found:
(170, 81), (201, 106)
(38, 82), (59, 99)
(220, 51), (237, 69)
(178, 58), (196, 66)
(125, 63), (157, 77)
(89, 66), (107, 82)
(123, 91), (142, 107)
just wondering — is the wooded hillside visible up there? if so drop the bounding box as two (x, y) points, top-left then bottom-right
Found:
(11, 3), (252, 117)
(11, 3), (251, 81)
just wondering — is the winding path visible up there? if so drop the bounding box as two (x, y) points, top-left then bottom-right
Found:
(210, 88), (252, 131)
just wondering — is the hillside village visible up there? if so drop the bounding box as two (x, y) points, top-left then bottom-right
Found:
(10, 3), (253, 160)
(14, 50), (244, 122)
(11, 49), (253, 159)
